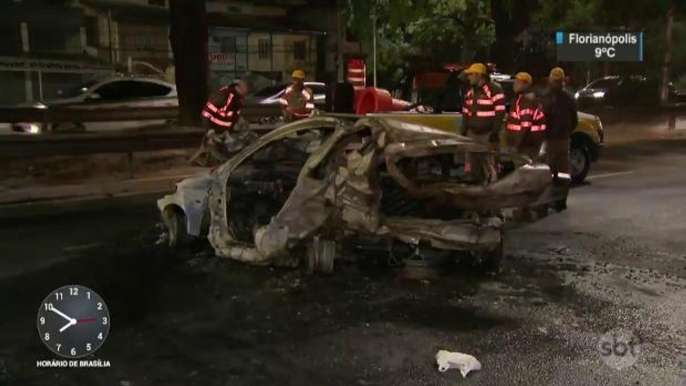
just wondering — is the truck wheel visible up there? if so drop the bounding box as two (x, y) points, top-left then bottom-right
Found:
(163, 206), (190, 249)
(570, 143), (590, 184)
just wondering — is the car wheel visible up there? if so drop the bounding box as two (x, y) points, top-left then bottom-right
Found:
(163, 206), (190, 249)
(569, 143), (590, 184)
(470, 237), (503, 275)
(52, 122), (86, 133)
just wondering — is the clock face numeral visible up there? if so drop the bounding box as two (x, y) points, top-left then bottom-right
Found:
(36, 285), (110, 359)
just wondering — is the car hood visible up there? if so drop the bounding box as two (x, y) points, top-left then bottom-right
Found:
(577, 111), (598, 121)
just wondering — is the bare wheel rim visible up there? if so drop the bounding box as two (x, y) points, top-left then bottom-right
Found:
(164, 211), (179, 247)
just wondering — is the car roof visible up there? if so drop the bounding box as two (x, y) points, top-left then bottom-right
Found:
(95, 77), (176, 89)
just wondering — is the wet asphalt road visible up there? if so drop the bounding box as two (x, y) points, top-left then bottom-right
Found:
(1, 139), (686, 386)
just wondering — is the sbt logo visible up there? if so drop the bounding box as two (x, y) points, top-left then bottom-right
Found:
(597, 328), (641, 370)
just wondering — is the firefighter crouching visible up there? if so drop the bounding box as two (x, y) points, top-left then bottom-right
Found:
(280, 70), (315, 121)
(460, 63), (507, 149)
(505, 72), (546, 160)
(541, 67), (577, 211)
(190, 79), (254, 166)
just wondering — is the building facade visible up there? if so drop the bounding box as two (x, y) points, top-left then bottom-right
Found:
(0, 0), (349, 104)
(0, 1), (112, 105)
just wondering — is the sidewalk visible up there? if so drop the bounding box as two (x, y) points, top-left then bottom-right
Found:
(0, 149), (206, 206)
(0, 171), (203, 206)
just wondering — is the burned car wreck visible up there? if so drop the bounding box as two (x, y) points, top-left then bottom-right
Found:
(158, 116), (552, 272)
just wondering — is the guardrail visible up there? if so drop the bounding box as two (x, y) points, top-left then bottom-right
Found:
(0, 127), (205, 159)
(0, 104), (283, 125)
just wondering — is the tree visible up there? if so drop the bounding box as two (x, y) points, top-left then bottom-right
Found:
(344, 0), (496, 79)
(169, 0), (208, 126)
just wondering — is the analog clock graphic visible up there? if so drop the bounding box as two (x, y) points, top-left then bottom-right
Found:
(36, 285), (110, 358)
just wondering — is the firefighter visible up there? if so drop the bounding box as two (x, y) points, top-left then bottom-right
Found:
(541, 67), (578, 211)
(190, 79), (253, 166)
(505, 72), (546, 160)
(280, 70), (315, 121)
(460, 63), (507, 149)
(201, 79), (251, 133)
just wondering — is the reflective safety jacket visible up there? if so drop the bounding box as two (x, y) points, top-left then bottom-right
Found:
(505, 92), (546, 150)
(279, 86), (315, 120)
(462, 81), (507, 134)
(201, 85), (243, 132)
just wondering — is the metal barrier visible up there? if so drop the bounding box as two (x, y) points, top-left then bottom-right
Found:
(0, 128), (204, 159)
(0, 104), (282, 125)
(0, 103), (284, 159)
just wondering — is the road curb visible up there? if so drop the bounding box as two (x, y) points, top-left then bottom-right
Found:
(0, 173), (198, 207)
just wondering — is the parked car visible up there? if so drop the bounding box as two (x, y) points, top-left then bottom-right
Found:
(247, 82), (327, 106)
(574, 75), (679, 109)
(158, 116), (552, 273)
(12, 77), (177, 134)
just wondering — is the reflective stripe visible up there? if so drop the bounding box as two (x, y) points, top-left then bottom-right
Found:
(218, 110), (234, 118)
(205, 102), (219, 113)
(201, 110), (233, 128)
(291, 112), (310, 119)
(482, 84), (492, 99)
(519, 108), (535, 115)
(476, 99), (493, 105)
(221, 93), (234, 112)
(557, 173), (571, 179)
(476, 111), (496, 117)
(534, 110), (545, 120)
(302, 90), (312, 99)
(506, 124), (521, 131)
(509, 112), (519, 118)
(521, 121), (533, 128)
(531, 124), (546, 132)
(305, 103), (315, 109)
(278, 98), (288, 105)
(462, 107), (470, 115)
(495, 105), (506, 111)
(492, 93), (505, 101)
(464, 99), (473, 105)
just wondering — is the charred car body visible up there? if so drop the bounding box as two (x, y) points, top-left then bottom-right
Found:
(158, 116), (552, 272)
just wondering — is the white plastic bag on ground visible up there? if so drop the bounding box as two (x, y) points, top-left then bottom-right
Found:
(436, 350), (482, 377)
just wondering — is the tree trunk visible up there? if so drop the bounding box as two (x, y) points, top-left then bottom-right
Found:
(169, 0), (208, 127)
(490, 0), (514, 73)
(661, 3), (675, 104)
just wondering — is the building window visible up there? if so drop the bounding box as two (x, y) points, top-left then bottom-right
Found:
(148, 0), (166, 7)
(0, 25), (22, 55)
(221, 36), (237, 53)
(136, 33), (152, 50)
(30, 27), (68, 53)
(293, 41), (306, 60)
(85, 16), (99, 47)
(258, 39), (270, 60)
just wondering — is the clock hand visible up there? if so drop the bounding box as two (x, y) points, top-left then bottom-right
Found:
(59, 318), (77, 333)
(50, 307), (74, 323)
(77, 318), (97, 323)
